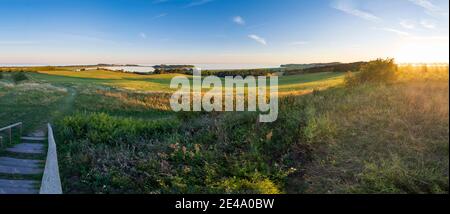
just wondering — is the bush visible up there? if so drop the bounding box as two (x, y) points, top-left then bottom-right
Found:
(344, 71), (358, 87)
(12, 72), (29, 84)
(345, 58), (398, 86)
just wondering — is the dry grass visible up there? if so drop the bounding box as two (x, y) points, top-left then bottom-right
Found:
(94, 90), (172, 111)
(71, 87), (174, 119)
(290, 74), (449, 193)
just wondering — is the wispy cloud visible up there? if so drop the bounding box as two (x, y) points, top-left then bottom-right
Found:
(248, 34), (267, 45)
(233, 16), (245, 25)
(139, 32), (147, 39)
(332, 0), (381, 22)
(400, 20), (415, 29)
(153, 13), (168, 19)
(408, 0), (448, 17)
(376, 27), (410, 36)
(420, 19), (436, 29)
(185, 0), (214, 8)
(399, 19), (437, 30)
(408, 35), (449, 41)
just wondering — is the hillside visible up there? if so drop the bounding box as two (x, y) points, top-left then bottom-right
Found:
(1, 63), (448, 194)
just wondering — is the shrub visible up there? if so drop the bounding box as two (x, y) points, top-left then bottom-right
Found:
(346, 58), (398, 86)
(12, 72), (29, 84)
(344, 71), (358, 87)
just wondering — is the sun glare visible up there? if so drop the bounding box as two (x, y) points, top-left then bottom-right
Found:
(395, 37), (449, 64)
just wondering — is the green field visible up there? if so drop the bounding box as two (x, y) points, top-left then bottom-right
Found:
(27, 69), (345, 93)
(0, 66), (448, 194)
(1, 69), (345, 129)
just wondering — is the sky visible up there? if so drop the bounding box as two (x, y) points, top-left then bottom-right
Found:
(0, 0), (449, 65)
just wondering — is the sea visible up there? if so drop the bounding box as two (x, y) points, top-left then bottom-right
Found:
(1, 63), (280, 73)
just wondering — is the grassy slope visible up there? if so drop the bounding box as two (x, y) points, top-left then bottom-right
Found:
(0, 70), (179, 140)
(287, 81), (449, 193)
(0, 74), (68, 132)
(1, 68), (448, 194)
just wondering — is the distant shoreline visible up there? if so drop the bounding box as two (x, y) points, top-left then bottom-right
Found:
(0, 63), (282, 71)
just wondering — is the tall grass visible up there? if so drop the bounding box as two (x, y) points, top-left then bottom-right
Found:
(0, 79), (68, 133)
(294, 81), (449, 193)
(72, 88), (174, 119)
(58, 112), (180, 145)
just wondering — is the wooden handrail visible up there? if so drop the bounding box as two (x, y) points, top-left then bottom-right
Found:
(40, 123), (62, 194)
(0, 122), (22, 145)
(0, 122), (22, 132)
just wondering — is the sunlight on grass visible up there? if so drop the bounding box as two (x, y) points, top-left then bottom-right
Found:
(30, 69), (346, 95)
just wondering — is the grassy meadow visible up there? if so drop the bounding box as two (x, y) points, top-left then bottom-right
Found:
(0, 62), (448, 194)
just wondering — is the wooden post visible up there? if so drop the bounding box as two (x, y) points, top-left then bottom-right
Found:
(9, 127), (12, 144)
(0, 122), (23, 145)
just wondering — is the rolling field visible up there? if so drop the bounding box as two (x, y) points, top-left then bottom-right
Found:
(2, 69), (344, 130)
(0, 66), (448, 194)
(1, 69), (344, 132)
(28, 69), (345, 93)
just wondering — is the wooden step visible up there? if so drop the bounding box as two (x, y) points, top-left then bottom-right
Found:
(0, 179), (38, 188)
(0, 179), (39, 194)
(0, 157), (43, 168)
(21, 137), (47, 141)
(0, 164), (43, 175)
(5, 143), (45, 154)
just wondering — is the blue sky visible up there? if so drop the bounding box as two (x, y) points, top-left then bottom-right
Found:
(0, 0), (448, 64)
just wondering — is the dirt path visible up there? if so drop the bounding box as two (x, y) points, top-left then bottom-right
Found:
(50, 86), (77, 122)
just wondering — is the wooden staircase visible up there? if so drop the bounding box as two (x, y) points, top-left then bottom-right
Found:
(0, 123), (61, 194)
(0, 131), (46, 194)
